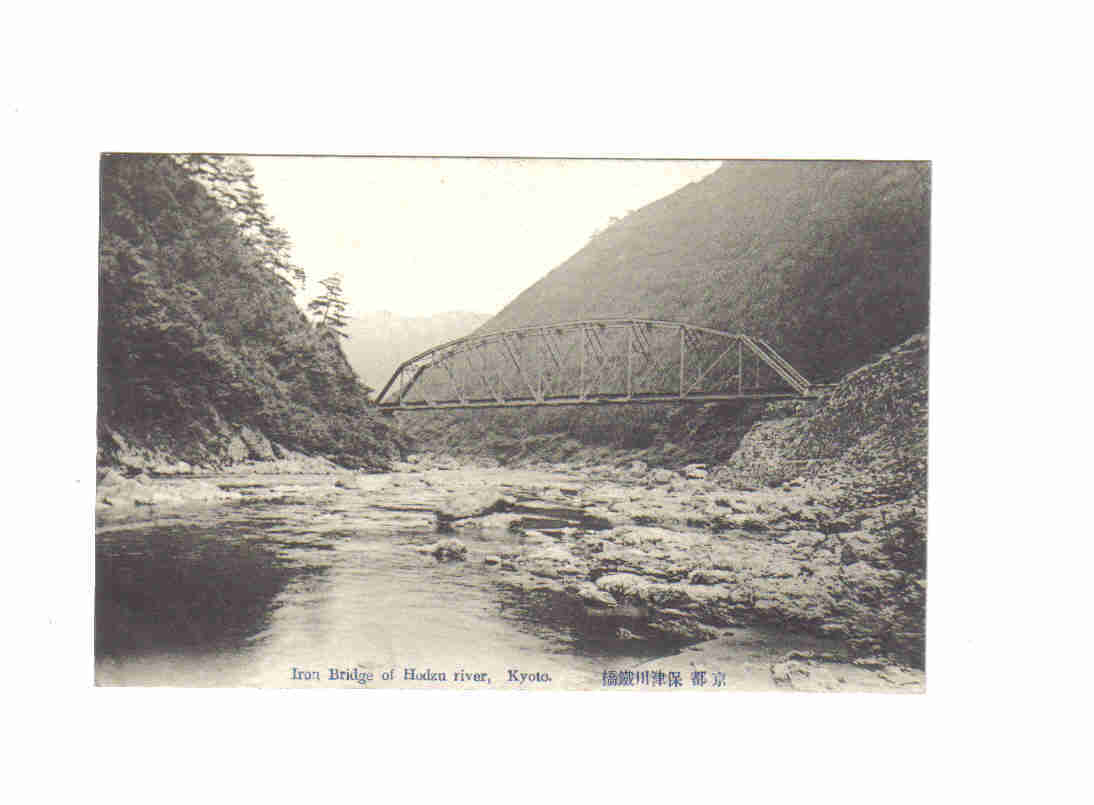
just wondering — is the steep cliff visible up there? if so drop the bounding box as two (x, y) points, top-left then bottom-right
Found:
(97, 155), (401, 473)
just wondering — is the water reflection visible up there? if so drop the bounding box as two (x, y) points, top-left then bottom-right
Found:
(95, 521), (327, 660)
(94, 475), (683, 688)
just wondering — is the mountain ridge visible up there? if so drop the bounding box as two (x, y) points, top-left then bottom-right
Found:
(342, 310), (492, 391)
(477, 160), (929, 383)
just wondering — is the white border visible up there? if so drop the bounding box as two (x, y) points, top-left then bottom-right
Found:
(9, 4), (1084, 802)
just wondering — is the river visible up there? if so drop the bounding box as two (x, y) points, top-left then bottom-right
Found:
(95, 464), (924, 692)
(94, 468), (694, 689)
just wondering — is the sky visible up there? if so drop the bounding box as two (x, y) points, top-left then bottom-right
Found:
(248, 157), (720, 319)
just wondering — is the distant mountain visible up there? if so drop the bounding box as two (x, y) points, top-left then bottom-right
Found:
(343, 311), (492, 391)
(478, 160), (929, 382)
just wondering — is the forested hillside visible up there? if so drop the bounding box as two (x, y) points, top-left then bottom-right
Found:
(480, 160), (928, 382)
(97, 155), (400, 472)
(403, 160), (928, 461)
(342, 310), (490, 390)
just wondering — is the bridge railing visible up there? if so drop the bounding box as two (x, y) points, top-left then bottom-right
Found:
(375, 319), (816, 411)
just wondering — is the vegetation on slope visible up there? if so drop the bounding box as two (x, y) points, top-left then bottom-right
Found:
(98, 155), (400, 471)
(481, 160), (929, 382)
(402, 160), (928, 460)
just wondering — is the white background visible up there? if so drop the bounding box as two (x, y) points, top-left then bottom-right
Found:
(5, 2), (1090, 803)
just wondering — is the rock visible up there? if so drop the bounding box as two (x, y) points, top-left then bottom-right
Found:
(646, 611), (721, 642)
(98, 474), (241, 508)
(684, 463), (708, 479)
(649, 468), (676, 485)
(97, 468), (128, 489)
(567, 581), (618, 608)
(879, 665), (922, 687)
(688, 569), (737, 585)
(771, 660), (841, 691)
(436, 486), (511, 522)
(589, 544), (663, 579)
(628, 460), (648, 477)
(334, 474), (358, 489)
(595, 573), (653, 600)
(483, 555), (501, 566)
(416, 538), (468, 560)
(610, 525), (708, 552)
(522, 545), (587, 579)
(225, 433), (249, 462)
(521, 529), (554, 544)
(450, 512), (524, 531)
(238, 425), (276, 461)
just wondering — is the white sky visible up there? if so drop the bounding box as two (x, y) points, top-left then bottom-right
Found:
(248, 157), (720, 318)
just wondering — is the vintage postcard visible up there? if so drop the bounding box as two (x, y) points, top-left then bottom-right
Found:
(95, 156), (929, 691)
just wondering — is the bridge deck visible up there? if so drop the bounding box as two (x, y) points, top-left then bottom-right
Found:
(374, 319), (825, 413)
(378, 390), (818, 412)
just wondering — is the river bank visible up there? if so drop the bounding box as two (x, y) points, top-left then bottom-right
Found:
(96, 452), (924, 692)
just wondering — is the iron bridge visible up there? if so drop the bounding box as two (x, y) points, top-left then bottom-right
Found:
(375, 319), (823, 412)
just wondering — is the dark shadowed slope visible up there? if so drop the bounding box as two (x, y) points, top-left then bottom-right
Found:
(98, 155), (400, 471)
(478, 160), (929, 383)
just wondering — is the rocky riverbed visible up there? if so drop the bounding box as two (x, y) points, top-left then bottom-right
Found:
(96, 450), (925, 692)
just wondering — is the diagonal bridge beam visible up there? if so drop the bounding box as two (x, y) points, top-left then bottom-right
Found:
(374, 318), (817, 412)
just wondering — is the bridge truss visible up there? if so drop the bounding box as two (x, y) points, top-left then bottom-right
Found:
(375, 319), (819, 412)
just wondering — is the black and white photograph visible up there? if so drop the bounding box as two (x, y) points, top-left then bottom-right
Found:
(95, 156), (929, 691)
(15, 3), (1094, 798)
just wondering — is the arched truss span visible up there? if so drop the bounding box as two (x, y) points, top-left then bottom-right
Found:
(375, 319), (818, 411)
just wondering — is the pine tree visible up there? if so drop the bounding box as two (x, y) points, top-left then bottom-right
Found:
(171, 154), (306, 289)
(308, 274), (350, 338)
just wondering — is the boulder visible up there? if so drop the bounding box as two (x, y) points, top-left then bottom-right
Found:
(649, 468), (676, 485)
(97, 468), (128, 489)
(435, 486), (512, 523)
(589, 544), (660, 579)
(646, 613), (721, 642)
(688, 569), (736, 585)
(450, 512), (524, 531)
(522, 545), (587, 579)
(628, 460), (649, 477)
(567, 581), (618, 608)
(595, 573), (653, 600)
(416, 538), (468, 560)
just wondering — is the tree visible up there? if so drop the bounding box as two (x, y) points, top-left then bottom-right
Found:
(171, 154), (306, 289)
(308, 274), (350, 338)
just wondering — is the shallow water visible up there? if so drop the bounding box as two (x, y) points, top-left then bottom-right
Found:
(95, 473), (680, 688)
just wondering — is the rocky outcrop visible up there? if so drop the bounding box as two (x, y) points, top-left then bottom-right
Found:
(416, 538), (468, 561)
(100, 423), (350, 477)
(414, 334), (928, 665)
(435, 486), (514, 524)
(417, 454), (923, 664)
(96, 470), (243, 508)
